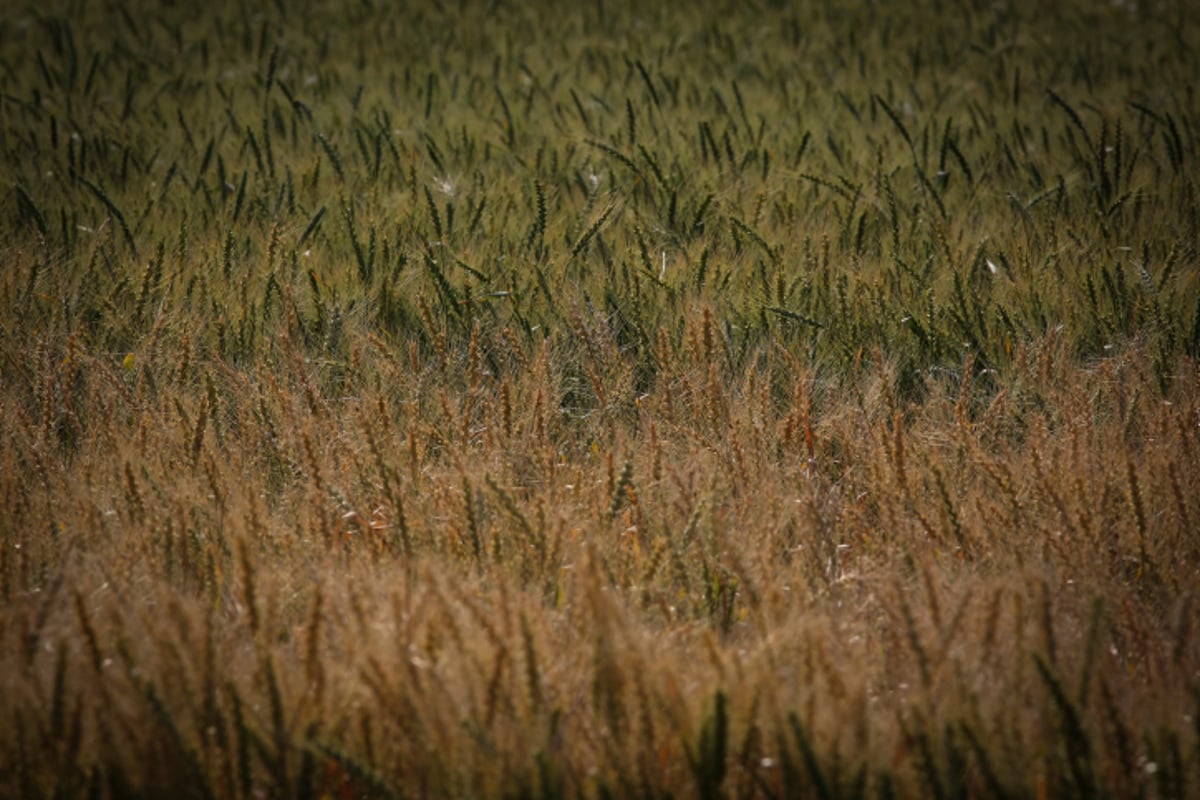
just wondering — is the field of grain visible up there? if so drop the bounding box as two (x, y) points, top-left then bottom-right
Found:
(2, 0), (1199, 796)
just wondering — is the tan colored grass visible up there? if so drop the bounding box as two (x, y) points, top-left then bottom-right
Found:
(2, 0), (1199, 795)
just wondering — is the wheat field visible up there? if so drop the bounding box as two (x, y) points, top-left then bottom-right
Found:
(2, 0), (1199, 797)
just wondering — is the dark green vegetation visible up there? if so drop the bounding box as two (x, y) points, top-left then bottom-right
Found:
(2, 0), (1199, 796)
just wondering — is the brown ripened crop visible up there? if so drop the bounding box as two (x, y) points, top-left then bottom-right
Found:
(2, 0), (1198, 796)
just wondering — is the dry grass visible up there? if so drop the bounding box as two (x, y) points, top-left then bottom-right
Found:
(2, 0), (1199, 796)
